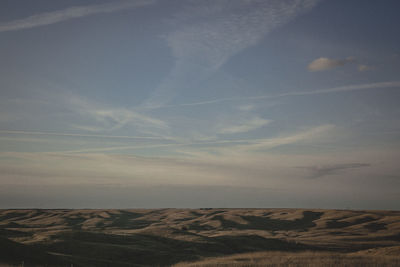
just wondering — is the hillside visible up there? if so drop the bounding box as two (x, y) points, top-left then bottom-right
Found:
(0, 209), (399, 266)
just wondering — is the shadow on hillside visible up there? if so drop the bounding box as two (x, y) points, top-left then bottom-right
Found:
(0, 237), (68, 266)
(326, 216), (378, 229)
(0, 230), (318, 266)
(192, 211), (323, 231)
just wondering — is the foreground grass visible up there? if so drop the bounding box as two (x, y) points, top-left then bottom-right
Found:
(173, 251), (400, 267)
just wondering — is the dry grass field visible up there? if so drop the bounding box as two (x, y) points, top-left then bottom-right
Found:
(0, 208), (399, 266)
(173, 250), (400, 266)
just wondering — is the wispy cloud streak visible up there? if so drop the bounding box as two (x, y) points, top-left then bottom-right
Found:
(297, 163), (371, 179)
(217, 117), (271, 135)
(154, 81), (400, 109)
(0, 130), (173, 140)
(0, 0), (154, 33)
(66, 95), (169, 134)
(60, 124), (333, 153)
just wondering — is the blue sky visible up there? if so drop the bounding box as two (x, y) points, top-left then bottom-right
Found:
(0, 0), (400, 209)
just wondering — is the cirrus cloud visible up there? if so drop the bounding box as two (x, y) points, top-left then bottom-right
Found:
(296, 163), (371, 179)
(0, 0), (155, 33)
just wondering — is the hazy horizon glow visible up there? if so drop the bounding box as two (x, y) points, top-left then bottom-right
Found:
(1, 0), (400, 209)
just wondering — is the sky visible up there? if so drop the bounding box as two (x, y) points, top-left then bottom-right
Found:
(0, 0), (400, 209)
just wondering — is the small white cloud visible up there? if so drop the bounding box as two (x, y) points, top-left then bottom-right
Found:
(238, 104), (255, 111)
(308, 57), (355, 72)
(358, 64), (374, 72)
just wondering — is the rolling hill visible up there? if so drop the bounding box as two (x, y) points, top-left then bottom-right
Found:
(0, 208), (399, 266)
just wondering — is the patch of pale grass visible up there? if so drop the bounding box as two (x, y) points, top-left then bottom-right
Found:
(173, 251), (400, 267)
